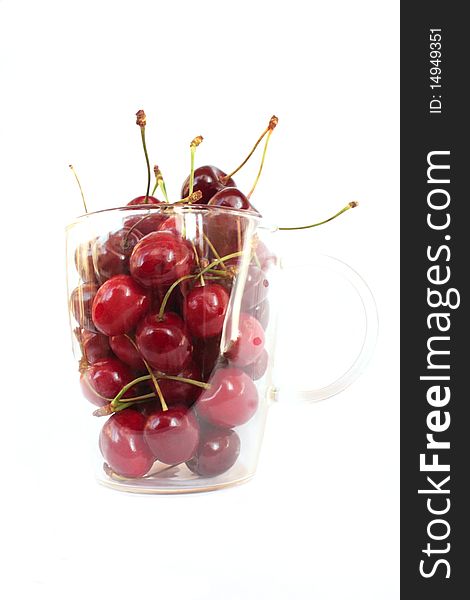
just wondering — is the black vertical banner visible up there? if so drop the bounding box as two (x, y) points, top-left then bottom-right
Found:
(401, 2), (468, 597)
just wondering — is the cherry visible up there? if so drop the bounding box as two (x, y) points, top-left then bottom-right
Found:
(196, 367), (258, 428)
(124, 198), (168, 236)
(70, 282), (99, 332)
(85, 357), (136, 400)
(192, 335), (224, 380)
(92, 274), (150, 336)
(243, 348), (269, 381)
(93, 228), (142, 283)
(136, 312), (192, 375)
(144, 406), (199, 464)
(186, 426), (240, 477)
(127, 195), (160, 206)
(184, 283), (229, 339)
(109, 335), (146, 371)
(80, 373), (109, 407)
(130, 231), (195, 288)
(224, 313), (265, 367)
(156, 362), (204, 408)
(249, 299), (270, 330)
(81, 330), (111, 364)
(241, 265), (270, 309)
(181, 165), (236, 204)
(208, 187), (253, 211)
(74, 239), (97, 283)
(99, 409), (154, 478)
(157, 215), (184, 236)
(254, 239), (277, 272)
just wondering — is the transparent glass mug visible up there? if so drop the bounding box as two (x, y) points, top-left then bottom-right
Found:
(66, 205), (377, 493)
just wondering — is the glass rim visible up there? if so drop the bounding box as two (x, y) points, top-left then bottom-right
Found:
(65, 203), (279, 232)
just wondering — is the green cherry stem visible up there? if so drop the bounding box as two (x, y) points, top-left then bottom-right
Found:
(189, 136), (203, 196)
(69, 165), (88, 213)
(136, 109), (151, 203)
(197, 251), (245, 278)
(172, 190), (203, 205)
(154, 165), (170, 203)
(124, 335), (168, 411)
(158, 274), (195, 320)
(222, 115), (277, 184)
(246, 116), (278, 200)
(202, 232), (226, 269)
(279, 201), (359, 231)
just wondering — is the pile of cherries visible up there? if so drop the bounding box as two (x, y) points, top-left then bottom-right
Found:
(70, 112), (277, 480)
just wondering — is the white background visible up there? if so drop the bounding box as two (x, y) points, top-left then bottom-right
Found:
(0, 1), (399, 598)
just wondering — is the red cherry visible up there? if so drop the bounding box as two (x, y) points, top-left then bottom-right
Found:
(207, 187), (252, 210)
(249, 299), (270, 330)
(80, 373), (108, 407)
(157, 215), (184, 236)
(99, 409), (154, 478)
(109, 335), (146, 371)
(130, 231), (195, 288)
(81, 330), (111, 364)
(241, 266), (270, 309)
(196, 367), (258, 428)
(85, 357), (136, 399)
(92, 274), (150, 336)
(181, 165), (235, 204)
(74, 239), (97, 283)
(144, 406), (199, 464)
(125, 197), (167, 235)
(192, 335), (224, 380)
(136, 312), (192, 375)
(184, 283), (229, 339)
(70, 282), (99, 332)
(186, 426), (240, 477)
(243, 349), (269, 381)
(157, 362), (204, 408)
(93, 228), (142, 283)
(224, 313), (265, 367)
(127, 195), (160, 206)
(255, 239), (277, 272)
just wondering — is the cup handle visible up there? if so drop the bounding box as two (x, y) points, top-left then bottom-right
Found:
(278, 254), (378, 402)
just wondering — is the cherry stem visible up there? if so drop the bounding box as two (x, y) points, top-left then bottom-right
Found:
(136, 110), (151, 203)
(189, 136), (203, 196)
(197, 251), (245, 278)
(154, 165), (169, 202)
(191, 241), (205, 286)
(124, 335), (168, 411)
(222, 115), (278, 184)
(93, 394), (156, 417)
(279, 201), (359, 231)
(69, 165), (88, 213)
(173, 190), (203, 205)
(246, 116), (278, 200)
(202, 232), (226, 269)
(158, 274), (195, 320)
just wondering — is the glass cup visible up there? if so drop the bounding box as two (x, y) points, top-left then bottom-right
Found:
(66, 204), (377, 493)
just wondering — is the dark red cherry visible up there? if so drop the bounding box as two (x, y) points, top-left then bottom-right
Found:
(144, 406), (199, 464)
(184, 283), (229, 339)
(136, 312), (192, 375)
(186, 427), (240, 477)
(99, 409), (154, 478)
(92, 274), (150, 336)
(93, 228), (142, 283)
(81, 330), (112, 364)
(241, 266), (270, 309)
(74, 239), (97, 283)
(224, 313), (265, 367)
(130, 231), (195, 288)
(249, 299), (270, 330)
(125, 197), (167, 235)
(109, 335), (146, 371)
(196, 367), (258, 428)
(243, 349), (269, 381)
(192, 335), (224, 380)
(70, 282), (99, 332)
(157, 362), (204, 408)
(157, 215), (184, 236)
(127, 195), (160, 206)
(208, 187), (252, 211)
(80, 372), (109, 407)
(181, 165), (236, 204)
(85, 357), (136, 400)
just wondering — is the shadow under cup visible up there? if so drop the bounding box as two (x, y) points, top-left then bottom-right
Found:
(66, 205), (280, 493)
